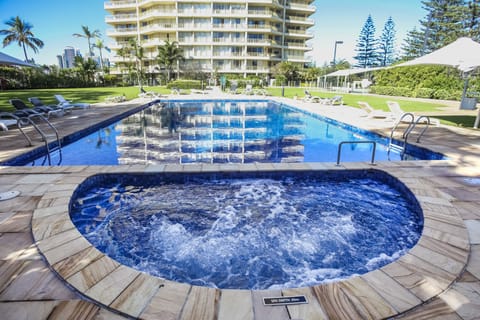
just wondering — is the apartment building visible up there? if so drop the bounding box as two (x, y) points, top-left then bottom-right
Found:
(104, 0), (315, 77)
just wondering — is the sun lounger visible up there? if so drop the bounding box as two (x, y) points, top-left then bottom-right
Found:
(357, 101), (392, 119)
(387, 101), (440, 126)
(139, 88), (164, 99)
(105, 95), (126, 103)
(54, 95), (90, 109)
(9, 99), (63, 119)
(327, 95), (344, 106)
(0, 112), (20, 131)
(302, 90), (320, 103)
(28, 97), (73, 114)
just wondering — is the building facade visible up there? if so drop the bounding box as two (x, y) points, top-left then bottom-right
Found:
(104, 0), (315, 77)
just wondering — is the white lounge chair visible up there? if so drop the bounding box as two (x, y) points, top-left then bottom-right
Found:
(0, 112), (19, 131)
(387, 101), (439, 126)
(302, 90), (320, 103)
(54, 95), (90, 109)
(358, 101), (392, 119)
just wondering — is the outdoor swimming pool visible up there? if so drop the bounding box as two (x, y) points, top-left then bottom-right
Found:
(9, 99), (444, 166)
(70, 170), (423, 290)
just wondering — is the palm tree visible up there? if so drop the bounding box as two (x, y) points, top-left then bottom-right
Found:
(0, 16), (44, 61)
(156, 40), (184, 81)
(74, 56), (97, 85)
(93, 38), (106, 70)
(129, 38), (145, 89)
(73, 25), (101, 57)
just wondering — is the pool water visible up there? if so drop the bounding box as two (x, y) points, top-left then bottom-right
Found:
(20, 100), (443, 166)
(71, 171), (423, 290)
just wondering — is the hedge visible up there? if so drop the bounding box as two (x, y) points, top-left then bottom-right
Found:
(166, 80), (202, 89)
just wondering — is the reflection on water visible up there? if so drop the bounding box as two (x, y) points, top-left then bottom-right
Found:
(25, 100), (439, 166)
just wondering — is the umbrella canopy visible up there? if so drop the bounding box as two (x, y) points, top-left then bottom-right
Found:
(0, 51), (35, 67)
(396, 37), (480, 72)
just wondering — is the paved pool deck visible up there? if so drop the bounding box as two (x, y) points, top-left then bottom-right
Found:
(1, 94), (480, 319)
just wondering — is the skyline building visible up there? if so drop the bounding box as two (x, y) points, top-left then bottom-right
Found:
(104, 0), (315, 77)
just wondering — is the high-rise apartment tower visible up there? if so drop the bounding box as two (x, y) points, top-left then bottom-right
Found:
(104, 0), (315, 77)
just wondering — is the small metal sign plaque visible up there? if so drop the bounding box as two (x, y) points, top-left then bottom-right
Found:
(263, 295), (308, 306)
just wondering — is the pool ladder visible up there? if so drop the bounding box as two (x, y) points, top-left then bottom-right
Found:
(387, 113), (432, 158)
(23, 114), (62, 165)
(337, 140), (377, 165)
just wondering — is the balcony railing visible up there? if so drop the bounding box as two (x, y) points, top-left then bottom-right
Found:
(106, 27), (138, 35)
(104, 1), (136, 9)
(105, 14), (137, 22)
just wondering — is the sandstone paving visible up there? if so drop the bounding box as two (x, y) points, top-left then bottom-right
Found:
(0, 96), (479, 319)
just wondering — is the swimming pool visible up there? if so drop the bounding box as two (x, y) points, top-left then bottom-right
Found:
(8, 99), (444, 166)
(70, 169), (423, 290)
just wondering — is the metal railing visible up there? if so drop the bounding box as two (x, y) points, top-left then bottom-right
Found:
(337, 140), (376, 165)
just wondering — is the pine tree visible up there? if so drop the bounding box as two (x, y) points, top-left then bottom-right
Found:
(378, 16), (396, 66)
(402, 27), (425, 60)
(402, 0), (469, 58)
(354, 15), (378, 68)
(466, 0), (480, 41)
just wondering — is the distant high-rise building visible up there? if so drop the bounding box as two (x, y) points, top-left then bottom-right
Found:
(56, 55), (64, 69)
(104, 0), (315, 77)
(63, 46), (76, 68)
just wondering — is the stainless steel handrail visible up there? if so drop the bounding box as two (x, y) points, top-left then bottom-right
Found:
(336, 140), (376, 165)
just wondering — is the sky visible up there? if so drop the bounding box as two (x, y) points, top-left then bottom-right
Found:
(0, 0), (426, 67)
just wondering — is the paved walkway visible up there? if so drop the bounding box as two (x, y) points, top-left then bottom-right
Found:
(0, 95), (479, 319)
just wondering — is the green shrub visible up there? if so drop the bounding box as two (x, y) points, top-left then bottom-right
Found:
(370, 86), (413, 97)
(166, 80), (202, 89)
(433, 89), (462, 101)
(414, 88), (435, 99)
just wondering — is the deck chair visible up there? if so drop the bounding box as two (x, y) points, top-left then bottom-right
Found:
(54, 95), (90, 109)
(139, 88), (163, 99)
(28, 97), (73, 114)
(243, 84), (254, 95)
(9, 99), (63, 119)
(357, 101), (392, 119)
(0, 112), (20, 131)
(330, 95), (344, 106)
(302, 90), (320, 103)
(387, 101), (440, 126)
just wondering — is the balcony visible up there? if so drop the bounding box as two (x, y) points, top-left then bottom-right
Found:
(105, 14), (137, 23)
(141, 23), (177, 33)
(212, 23), (247, 30)
(139, 9), (177, 20)
(106, 27), (138, 36)
(213, 9), (247, 16)
(213, 38), (246, 44)
(286, 16), (315, 25)
(104, 1), (136, 9)
(286, 3), (316, 12)
(247, 38), (271, 45)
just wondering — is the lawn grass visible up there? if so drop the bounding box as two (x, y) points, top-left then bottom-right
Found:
(0, 86), (169, 112)
(265, 87), (448, 112)
(1, 86), (475, 128)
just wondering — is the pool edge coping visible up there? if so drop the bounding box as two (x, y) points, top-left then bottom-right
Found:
(30, 162), (470, 319)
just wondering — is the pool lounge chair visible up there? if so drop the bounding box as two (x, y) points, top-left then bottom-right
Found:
(54, 95), (90, 109)
(139, 88), (164, 99)
(302, 90), (320, 103)
(243, 84), (254, 95)
(9, 98), (63, 119)
(0, 112), (20, 131)
(326, 95), (344, 106)
(28, 97), (73, 114)
(387, 101), (440, 126)
(357, 101), (392, 119)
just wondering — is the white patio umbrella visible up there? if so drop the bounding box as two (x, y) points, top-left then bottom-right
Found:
(396, 37), (480, 72)
(396, 37), (480, 127)
(0, 51), (35, 67)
